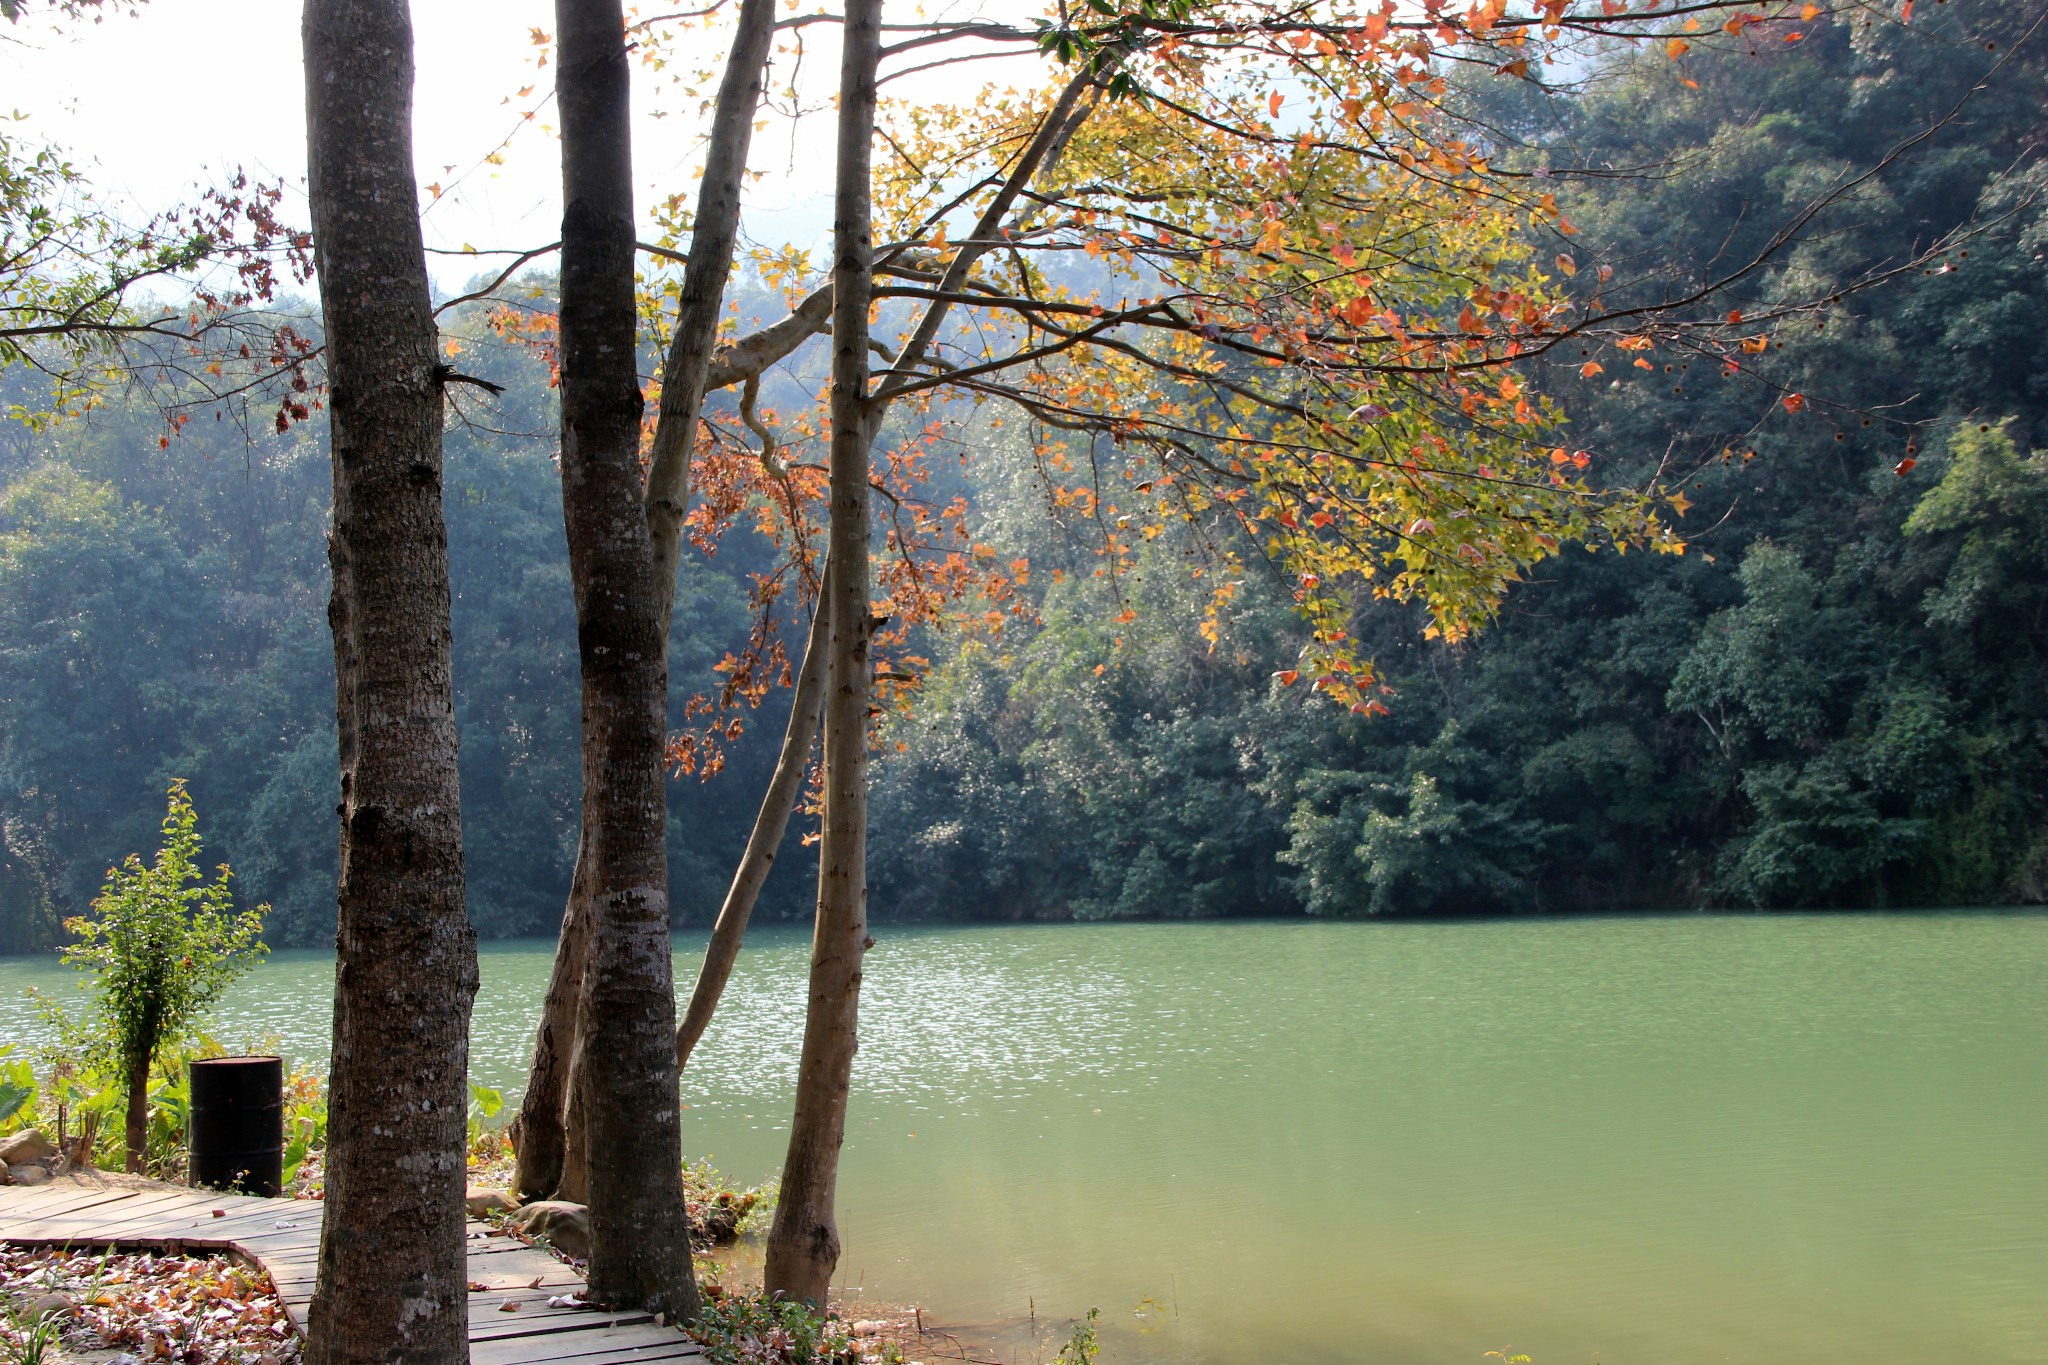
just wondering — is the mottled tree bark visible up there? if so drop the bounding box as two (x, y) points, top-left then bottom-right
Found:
(509, 829), (588, 1203)
(513, 0), (777, 1209)
(301, 2), (479, 1361)
(761, 0), (881, 1306)
(553, 0), (698, 1318)
(122, 1035), (151, 1173)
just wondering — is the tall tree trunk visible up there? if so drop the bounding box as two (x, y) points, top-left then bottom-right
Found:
(509, 828), (590, 1202)
(761, 0), (881, 1305)
(676, 587), (827, 1072)
(553, 0), (698, 1319)
(302, 2), (478, 1362)
(512, 0), (776, 1200)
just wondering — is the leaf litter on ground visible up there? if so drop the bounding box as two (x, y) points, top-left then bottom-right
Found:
(0, 1244), (298, 1364)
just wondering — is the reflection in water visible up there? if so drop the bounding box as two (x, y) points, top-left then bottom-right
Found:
(2, 914), (2043, 1365)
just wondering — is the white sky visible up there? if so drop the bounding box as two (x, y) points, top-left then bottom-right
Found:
(1, 0), (1039, 290)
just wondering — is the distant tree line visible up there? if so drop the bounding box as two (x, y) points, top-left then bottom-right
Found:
(0, 310), (810, 952)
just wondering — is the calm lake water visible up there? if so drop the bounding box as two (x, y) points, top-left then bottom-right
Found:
(2, 914), (2044, 1365)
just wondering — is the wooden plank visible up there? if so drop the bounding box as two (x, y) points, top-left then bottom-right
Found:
(468, 1310), (658, 1342)
(80, 1193), (240, 1233)
(466, 1289), (641, 1321)
(0, 1180), (701, 1362)
(462, 1249), (578, 1276)
(3, 1193), (218, 1242)
(167, 1201), (324, 1234)
(24, 1192), (231, 1240)
(0, 1187), (147, 1225)
(0, 1184), (139, 1217)
(470, 1329), (701, 1365)
(471, 1336), (700, 1365)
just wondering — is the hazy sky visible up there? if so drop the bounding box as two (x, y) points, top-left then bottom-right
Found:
(0, 0), (976, 287)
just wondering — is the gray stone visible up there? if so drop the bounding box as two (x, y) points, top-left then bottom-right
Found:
(0, 1156), (11, 1185)
(10, 1162), (51, 1186)
(465, 1185), (519, 1218)
(23, 1291), (75, 1319)
(505, 1200), (589, 1260)
(0, 1129), (56, 1165)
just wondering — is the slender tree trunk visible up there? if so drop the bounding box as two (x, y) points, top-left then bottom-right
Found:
(512, 0), (776, 1199)
(553, 0), (698, 1318)
(558, 1032), (591, 1203)
(676, 587), (827, 1072)
(645, 0), (778, 618)
(123, 1045), (147, 1173)
(761, 0), (881, 1306)
(509, 826), (590, 1202)
(302, 2), (478, 1362)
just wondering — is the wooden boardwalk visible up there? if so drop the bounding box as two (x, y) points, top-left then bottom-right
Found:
(0, 1176), (703, 1364)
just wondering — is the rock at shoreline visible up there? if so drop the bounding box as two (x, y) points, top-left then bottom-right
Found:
(0, 1129), (56, 1165)
(0, 1156), (11, 1185)
(505, 1200), (589, 1260)
(466, 1185), (519, 1218)
(24, 1291), (76, 1320)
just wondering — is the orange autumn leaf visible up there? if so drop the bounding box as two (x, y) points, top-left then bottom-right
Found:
(1666, 37), (1690, 58)
(1783, 393), (1807, 413)
(1580, 361), (1604, 377)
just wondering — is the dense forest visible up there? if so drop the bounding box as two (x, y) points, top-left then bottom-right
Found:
(1, 3), (2042, 950)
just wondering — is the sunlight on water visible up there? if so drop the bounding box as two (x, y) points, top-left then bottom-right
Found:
(2, 913), (2043, 1365)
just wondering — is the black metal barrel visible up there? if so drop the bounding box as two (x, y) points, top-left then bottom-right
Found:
(188, 1056), (284, 1197)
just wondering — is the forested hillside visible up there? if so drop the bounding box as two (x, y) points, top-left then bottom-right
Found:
(1, 3), (2042, 949)
(865, 3), (2048, 919)
(0, 312), (812, 950)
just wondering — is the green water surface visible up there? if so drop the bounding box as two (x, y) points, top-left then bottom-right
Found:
(2, 914), (2042, 1365)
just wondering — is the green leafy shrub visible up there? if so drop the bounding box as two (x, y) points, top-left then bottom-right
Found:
(33, 781), (267, 1172)
(689, 1294), (859, 1365)
(1055, 1307), (1100, 1365)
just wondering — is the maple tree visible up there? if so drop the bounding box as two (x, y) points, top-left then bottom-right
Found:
(454, 0), (1984, 1310)
(596, 0), (1977, 1303)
